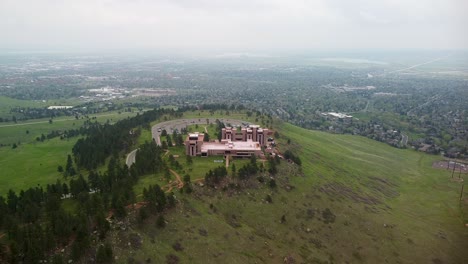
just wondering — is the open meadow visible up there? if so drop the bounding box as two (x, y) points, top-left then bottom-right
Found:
(111, 119), (468, 263)
(0, 110), (143, 195)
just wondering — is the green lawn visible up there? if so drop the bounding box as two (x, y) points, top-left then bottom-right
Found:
(0, 109), (143, 195)
(0, 137), (77, 195)
(0, 110), (141, 145)
(0, 95), (82, 119)
(0, 96), (47, 118)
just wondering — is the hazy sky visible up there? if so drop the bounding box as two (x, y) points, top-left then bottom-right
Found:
(1, 0), (467, 53)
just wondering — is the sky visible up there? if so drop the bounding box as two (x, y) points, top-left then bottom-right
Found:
(1, 0), (467, 54)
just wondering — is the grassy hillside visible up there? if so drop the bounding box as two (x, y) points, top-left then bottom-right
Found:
(112, 120), (468, 264)
(0, 138), (76, 195)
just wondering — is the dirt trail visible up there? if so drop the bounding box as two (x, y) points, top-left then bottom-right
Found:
(169, 169), (184, 188)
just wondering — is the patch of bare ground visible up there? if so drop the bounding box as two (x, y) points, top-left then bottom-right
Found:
(319, 182), (380, 205)
(366, 176), (399, 198)
(432, 161), (468, 173)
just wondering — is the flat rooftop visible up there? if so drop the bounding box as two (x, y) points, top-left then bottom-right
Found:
(188, 133), (204, 141)
(201, 140), (261, 152)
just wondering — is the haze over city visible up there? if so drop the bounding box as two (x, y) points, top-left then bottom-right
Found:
(1, 0), (467, 54)
(1, 0), (468, 263)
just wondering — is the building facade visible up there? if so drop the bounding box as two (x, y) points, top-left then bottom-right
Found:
(185, 125), (270, 157)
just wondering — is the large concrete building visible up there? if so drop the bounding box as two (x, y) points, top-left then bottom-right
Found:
(185, 125), (270, 157)
(186, 133), (205, 156)
(221, 125), (269, 146)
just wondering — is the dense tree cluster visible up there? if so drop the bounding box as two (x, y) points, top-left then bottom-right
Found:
(133, 140), (165, 175)
(237, 155), (259, 180)
(0, 106), (186, 262)
(283, 150), (302, 166)
(204, 166), (228, 187)
(72, 108), (176, 170)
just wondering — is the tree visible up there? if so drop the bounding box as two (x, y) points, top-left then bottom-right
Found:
(182, 174), (192, 194)
(9, 241), (19, 264)
(186, 155), (193, 165)
(62, 183), (69, 196)
(96, 243), (113, 263)
(65, 154), (76, 176)
(203, 133), (210, 142)
(274, 131), (280, 138)
(161, 141), (168, 150)
(176, 134), (184, 146)
(172, 130), (178, 146)
(156, 215), (166, 228)
(268, 178), (277, 188)
(268, 156), (278, 175)
(69, 174), (88, 197)
(52, 254), (64, 264)
(167, 192), (176, 208)
(57, 165), (63, 173)
(113, 197), (127, 218)
(7, 190), (18, 214)
(166, 135), (173, 147)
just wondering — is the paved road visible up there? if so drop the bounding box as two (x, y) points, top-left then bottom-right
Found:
(151, 118), (254, 146)
(125, 149), (138, 167)
(0, 112), (137, 128)
(125, 118), (255, 167)
(401, 133), (408, 146)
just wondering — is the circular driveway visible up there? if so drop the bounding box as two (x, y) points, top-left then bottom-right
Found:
(151, 118), (255, 146)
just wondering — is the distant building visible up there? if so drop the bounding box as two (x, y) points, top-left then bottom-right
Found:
(47, 106), (73, 110)
(185, 125), (270, 157)
(321, 112), (352, 119)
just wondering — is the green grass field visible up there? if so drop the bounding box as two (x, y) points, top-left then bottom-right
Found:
(0, 137), (76, 195)
(0, 96), (82, 119)
(0, 110), (141, 145)
(113, 119), (468, 264)
(0, 109), (143, 195)
(0, 96), (47, 117)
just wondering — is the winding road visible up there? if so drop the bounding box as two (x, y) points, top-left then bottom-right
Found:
(126, 149), (138, 167)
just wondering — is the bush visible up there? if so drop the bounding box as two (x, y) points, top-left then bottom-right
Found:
(156, 215), (166, 228)
(322, 208), (336, 224)
(96, 243), (113, 263)
(268, 179), (277, 188)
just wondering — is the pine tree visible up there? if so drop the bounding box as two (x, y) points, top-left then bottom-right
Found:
(96, 244), (113, 263)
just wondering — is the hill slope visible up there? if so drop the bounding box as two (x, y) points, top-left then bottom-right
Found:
(113, 121), (468, 263)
